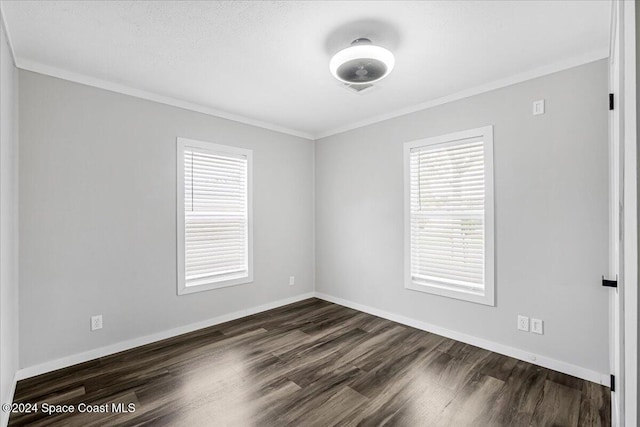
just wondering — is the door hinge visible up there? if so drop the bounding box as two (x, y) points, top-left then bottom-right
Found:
(602, 276), (618, 288)
(609, 93), (614, 110)
(610, 374), (615, 392)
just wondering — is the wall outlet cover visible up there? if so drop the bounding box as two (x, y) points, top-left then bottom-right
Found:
(91, 315), (103, 331)
(517, 315), (529, 332)
(289, 276), (295, 286)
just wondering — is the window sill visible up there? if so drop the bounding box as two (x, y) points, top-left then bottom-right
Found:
(405, 279), (494, 306)
(178, 274), (253, 295)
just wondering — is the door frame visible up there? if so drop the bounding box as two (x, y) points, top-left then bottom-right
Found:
(612, 1), (639, 425)
(621, 1), (638, 425)
(609, 0), (640, 426)
(608, 1), (623, 423)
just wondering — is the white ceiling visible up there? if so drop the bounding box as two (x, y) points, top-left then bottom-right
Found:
(1, 1), (610, 139)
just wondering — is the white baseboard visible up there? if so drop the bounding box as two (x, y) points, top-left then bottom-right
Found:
(1, 371), (18, 427)
(14, 290), (609, 389)
(314, 292), (610, 386)
(16, 292), (315, 381)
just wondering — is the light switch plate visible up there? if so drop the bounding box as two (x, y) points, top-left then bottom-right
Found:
(531, 318), (544, 335)
(533, 99), (545, 115)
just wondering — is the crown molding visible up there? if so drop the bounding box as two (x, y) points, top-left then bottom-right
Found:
(314, 48), (610, 140)
(15, 58), (315, 141)
(10, 44), (608, 142)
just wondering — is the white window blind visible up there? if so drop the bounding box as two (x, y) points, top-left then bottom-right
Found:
(409, 139), (485, 291)
(404, 126), (494, 305)
(177, 138), (253, 294)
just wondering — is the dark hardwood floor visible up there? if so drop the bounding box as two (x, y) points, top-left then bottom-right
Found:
(9, 298), (610, 426)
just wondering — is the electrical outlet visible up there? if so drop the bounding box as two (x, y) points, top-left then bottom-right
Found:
(517, 315), (529, 332)
(91, 315), (103, 331)
(289, 276), (295, 286)
(531, 318), (544, 335)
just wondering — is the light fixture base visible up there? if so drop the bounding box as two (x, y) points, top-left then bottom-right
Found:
(351, 38), (372, 46)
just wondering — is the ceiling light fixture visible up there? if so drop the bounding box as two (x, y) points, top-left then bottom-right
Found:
(329, 38), (395, 85)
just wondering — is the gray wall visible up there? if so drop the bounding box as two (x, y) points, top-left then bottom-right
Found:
(18, 71), (315, 368)
(315, 60), (609, 374)
(0, 16), (19, 426)
(17, 59), (609, 378)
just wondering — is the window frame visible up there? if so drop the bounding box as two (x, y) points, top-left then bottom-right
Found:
(403, 126), (495, 306)
(176, 137), (254, 295)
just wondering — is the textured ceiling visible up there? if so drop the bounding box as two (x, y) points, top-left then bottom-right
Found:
(1, 1), (610, 139)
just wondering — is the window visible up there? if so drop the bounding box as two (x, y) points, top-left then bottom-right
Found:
(404, 126), (494, 305)
(177, 137), (253, 295)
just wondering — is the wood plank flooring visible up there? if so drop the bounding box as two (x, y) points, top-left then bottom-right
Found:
(9, 298), (610, 426)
